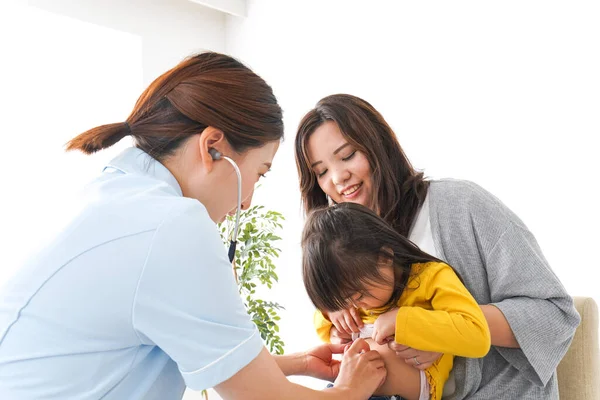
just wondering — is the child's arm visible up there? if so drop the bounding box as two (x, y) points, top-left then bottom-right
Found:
(376, 263), (491, 358)
(314, 310), (334, 342)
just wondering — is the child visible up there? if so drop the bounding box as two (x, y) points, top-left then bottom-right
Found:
(302, 203), (491, 400)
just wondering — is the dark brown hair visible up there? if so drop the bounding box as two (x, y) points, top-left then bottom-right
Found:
(302, 202), (443, 312)
(295, 94), (427, 237)
(66, 52), (283, 160)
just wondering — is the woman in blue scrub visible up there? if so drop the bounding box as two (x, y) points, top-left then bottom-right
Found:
(0, 52), (386, 400)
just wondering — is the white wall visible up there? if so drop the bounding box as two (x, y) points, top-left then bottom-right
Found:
(226, 0), (600, 389)
(27, 0), (226, 84)
(0, 4), (138, 283)
(1, 0), (226, 281)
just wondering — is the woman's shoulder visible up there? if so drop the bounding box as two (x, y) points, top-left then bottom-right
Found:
(123, 194), (210, 237)
(428, 179), (496, 203)
(427, 179), (520, 223)
(142, 199), (227, 271)
(154, 199), (215, 236)
(426, 179), (534, 258)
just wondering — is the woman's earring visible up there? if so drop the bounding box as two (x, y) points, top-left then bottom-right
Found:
(326, 195), (334, 206)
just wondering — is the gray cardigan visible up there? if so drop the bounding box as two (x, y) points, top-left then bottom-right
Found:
(428, 179), (580, 399)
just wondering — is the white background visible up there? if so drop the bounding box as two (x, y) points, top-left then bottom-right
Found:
(1, 1), (598, 397)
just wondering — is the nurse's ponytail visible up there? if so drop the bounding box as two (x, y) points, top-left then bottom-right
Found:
(66, 122), (131, 154)
(66, 52), (283, 160)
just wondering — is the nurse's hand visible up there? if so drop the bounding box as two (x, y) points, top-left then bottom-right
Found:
(387, 341), (442, 371)
(304, 343), (345, 381)
(334, 339), (387, 399)
(217, 344), (385, 400)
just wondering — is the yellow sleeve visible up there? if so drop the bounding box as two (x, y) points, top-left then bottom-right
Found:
(314, 309), (333, 343)
(394, 263), (491, 357)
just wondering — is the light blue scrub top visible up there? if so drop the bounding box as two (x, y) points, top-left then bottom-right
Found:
(0, 147), (264, 399)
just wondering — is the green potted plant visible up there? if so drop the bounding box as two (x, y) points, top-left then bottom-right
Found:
(219, 205), (286, 355)
(200, 205), (286, 399)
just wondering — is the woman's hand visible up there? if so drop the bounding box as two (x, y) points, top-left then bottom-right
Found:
(372, 308), (398, 345)
(334, 339), (387, 399)
(387, 341), (442, 371)
(303, 343), (345, 381)
(329, 326), (352, 345)
(326, 308), (363, 336)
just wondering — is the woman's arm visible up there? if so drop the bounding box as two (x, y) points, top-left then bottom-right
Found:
(482, 224), (580, 385)
(215, 340), (386, 400)
(273, 351), (307, 376)
(480, 304), (518, 348)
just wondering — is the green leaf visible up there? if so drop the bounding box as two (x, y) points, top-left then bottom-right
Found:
(218, 204), (285, 354)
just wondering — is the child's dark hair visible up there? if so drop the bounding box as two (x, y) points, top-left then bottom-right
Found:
(302, 202), (444, 312)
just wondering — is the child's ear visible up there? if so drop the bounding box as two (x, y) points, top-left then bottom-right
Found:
(378, 246), (395, 266)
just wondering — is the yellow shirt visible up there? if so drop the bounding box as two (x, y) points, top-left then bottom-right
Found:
(314, 262), (491, 400)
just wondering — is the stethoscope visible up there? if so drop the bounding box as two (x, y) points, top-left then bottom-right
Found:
(208, 148), (241, 263)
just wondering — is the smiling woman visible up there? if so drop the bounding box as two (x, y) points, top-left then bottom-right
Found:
(295, 94), (428, 237)
(306, 121), (374, 208)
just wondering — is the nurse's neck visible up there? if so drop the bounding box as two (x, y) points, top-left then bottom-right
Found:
(161, 139), (205, 200)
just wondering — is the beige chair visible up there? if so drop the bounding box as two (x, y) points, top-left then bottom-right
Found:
(557, 297), (599, 399)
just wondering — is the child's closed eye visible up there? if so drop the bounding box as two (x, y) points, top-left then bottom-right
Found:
(351, 293), (365, 306)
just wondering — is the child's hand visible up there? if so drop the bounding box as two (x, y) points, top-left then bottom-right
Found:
(326, 308), (363, 335)
(372, 308), (398, 345)
(330, 326), (353, 344)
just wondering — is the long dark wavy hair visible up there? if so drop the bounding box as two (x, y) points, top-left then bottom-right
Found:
(295, 94), (428, 237)
(302, 202), (444, 312)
